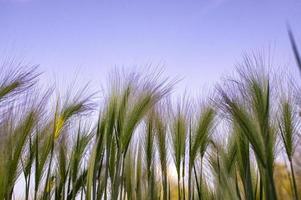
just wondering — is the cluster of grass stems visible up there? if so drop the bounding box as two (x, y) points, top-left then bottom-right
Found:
(1, 31), (301, 200)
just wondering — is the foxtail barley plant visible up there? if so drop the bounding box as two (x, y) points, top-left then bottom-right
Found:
(1, 30), (301, 200)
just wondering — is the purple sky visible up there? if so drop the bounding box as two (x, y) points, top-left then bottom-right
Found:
(1, 0), (301, 95)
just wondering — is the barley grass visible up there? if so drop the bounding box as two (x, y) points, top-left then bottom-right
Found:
(1, 31), (301, 200)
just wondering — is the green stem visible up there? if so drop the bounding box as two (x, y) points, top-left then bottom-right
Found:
(43, 138), (54, 200)
(290, 159), (299, 200)
(193, 165), (201, 200)
(182, 159), (185, 200)
(264, 167), (277, 200)
(178, 173), (181, 200)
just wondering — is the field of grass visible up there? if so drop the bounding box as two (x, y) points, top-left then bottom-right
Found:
(0, 32), (301, 200)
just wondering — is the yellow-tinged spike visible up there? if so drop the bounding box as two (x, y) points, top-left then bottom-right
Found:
(54, 116), (64, 139)
(46, 177), (55, 193)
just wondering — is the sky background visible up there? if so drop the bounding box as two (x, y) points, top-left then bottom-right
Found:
(0, 0), (301, 97)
